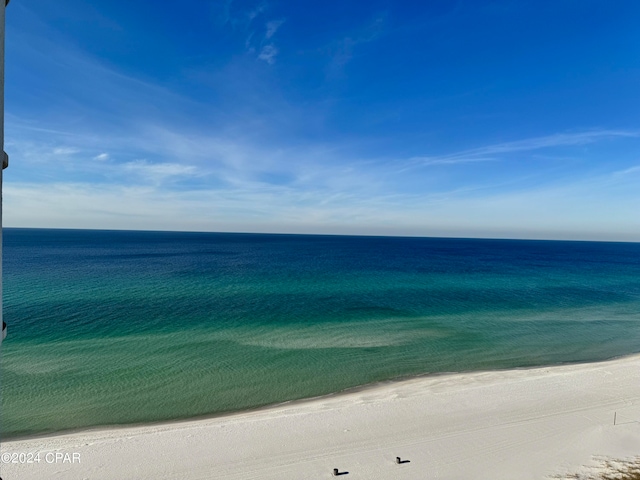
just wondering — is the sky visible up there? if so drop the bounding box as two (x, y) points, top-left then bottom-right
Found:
(3, 0), (640, 240)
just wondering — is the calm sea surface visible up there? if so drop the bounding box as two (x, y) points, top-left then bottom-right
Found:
(2, 228), (640, 437)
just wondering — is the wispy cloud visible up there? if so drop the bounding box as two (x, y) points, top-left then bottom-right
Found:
(255, 17), (284, 63)
(217, 1), (283, 64)
(247, 2), (268, 22)
(327, 13), (387, 74)
(253, 17), (285, 64)
(94, 153), (109, 161)
(258, 44), (278, 64)
(408, 130), (640, 167)
(217, 0), (267, 29)
(265, 19), (284, 39)
(407, 156), (497, 167)
(613, 164), (640, 176)
(53, 147), (80, 155)
(123, 160), (199, 184)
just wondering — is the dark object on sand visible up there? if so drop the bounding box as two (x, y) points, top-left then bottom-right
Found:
(396, 457), (410, 464)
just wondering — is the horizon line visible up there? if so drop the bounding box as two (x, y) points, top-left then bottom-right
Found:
(4, 226), (639, 245)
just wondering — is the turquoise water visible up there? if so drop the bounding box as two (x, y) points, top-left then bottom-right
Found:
(2, 229), (640, 437)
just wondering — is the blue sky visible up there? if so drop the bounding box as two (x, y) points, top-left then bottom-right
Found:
(4, 0), (640, 240)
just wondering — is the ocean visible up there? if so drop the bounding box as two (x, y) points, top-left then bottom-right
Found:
(2, 228), (640, 438)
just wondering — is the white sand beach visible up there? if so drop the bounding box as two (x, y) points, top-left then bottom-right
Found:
(3, 354), (639, 479)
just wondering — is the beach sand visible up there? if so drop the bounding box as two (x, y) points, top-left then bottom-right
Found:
(2, 354), (639, 479)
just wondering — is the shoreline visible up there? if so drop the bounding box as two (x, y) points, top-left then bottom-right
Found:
(4, 353), (640, 479)
(6, 351), (638, 442)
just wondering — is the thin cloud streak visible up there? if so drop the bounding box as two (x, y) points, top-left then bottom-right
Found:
(123, 161), (200, 184)
(53, 147), (80, 156)
(409, 130), (640, 167)
(613, 164), (640, 176)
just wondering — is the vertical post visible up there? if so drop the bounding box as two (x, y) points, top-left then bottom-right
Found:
(0, 0), (7, 344)
(0, 4), (6, 480)
(614, 412), (616, 426)
(0, 3), (7, 347)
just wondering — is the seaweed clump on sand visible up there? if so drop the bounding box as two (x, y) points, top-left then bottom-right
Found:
(552, 457), (640, 480)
